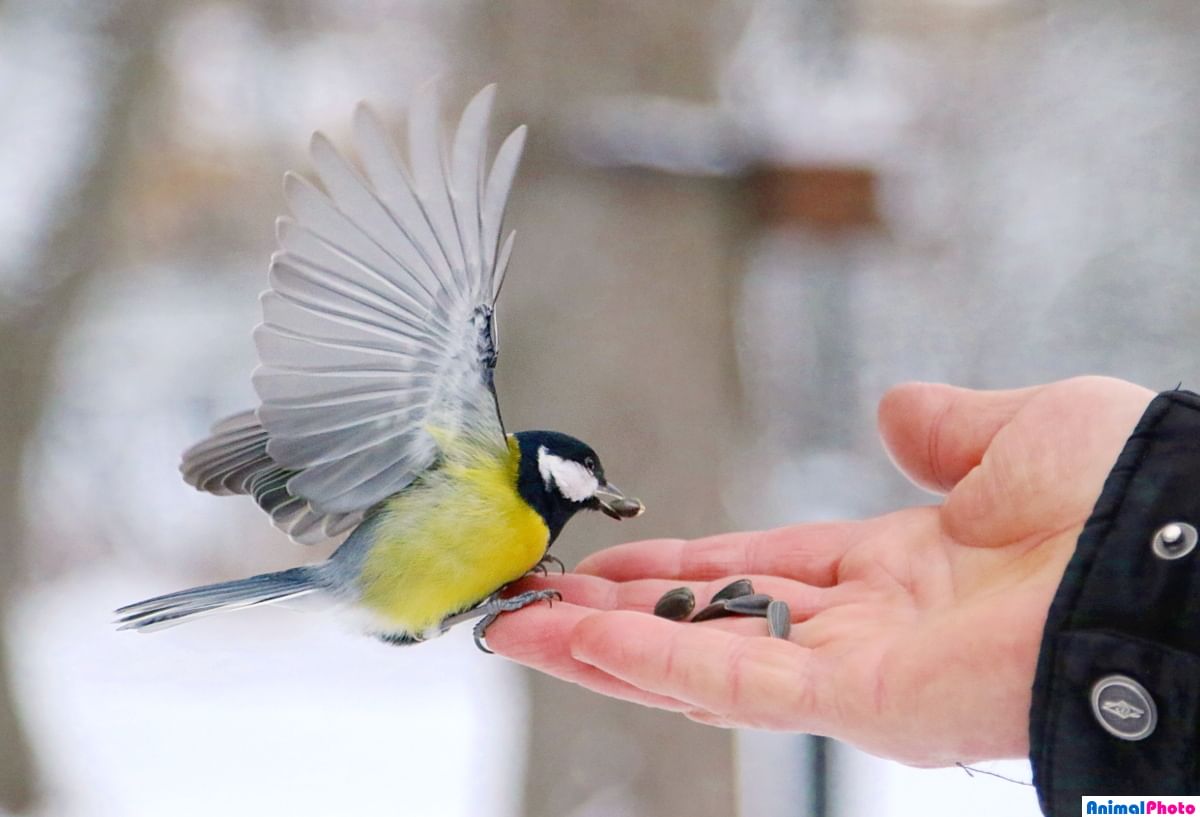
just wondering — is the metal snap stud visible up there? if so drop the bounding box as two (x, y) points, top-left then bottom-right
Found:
(1090, 675), (1157, 741)
(1152, 522), (1197, 560)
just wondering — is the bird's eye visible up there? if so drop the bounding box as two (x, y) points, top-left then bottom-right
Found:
(584, 456), (596, 471)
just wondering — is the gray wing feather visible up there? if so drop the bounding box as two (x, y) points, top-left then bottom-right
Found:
(181, 411), (362, 544)
(449, 85), (493, 283)
(482, 126), (527, 272)
(352, 105), (454, 291)
(275, 217), (435, 321)
(408, 84), (468, 290)
(493, 229), (517, 303)
(251, 83), (522, 522)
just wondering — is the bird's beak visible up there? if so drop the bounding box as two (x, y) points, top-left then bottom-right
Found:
(595, 482), (645, 520)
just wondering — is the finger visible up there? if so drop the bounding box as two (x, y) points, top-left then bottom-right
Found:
(877, 382), (1044, 493)
(576, 522), (864, 587)
(485, 602), (694, 712)
(570, 610), (823, 730)
(940, 376), (1153, 548)
(509, 572), (852, 620)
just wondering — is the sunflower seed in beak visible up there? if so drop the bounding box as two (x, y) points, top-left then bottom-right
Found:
(595, 483), (645, 519)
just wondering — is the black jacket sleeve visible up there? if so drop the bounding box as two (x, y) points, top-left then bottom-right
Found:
(1030, 390), (1200, 814)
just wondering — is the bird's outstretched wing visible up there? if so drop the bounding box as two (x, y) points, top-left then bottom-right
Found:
(251, 83), (526, 523)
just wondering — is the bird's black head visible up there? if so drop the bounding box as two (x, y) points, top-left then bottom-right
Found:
(514, 430), (643, 543)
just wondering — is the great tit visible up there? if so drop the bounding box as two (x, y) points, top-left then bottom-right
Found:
(116, 84), (643, 650)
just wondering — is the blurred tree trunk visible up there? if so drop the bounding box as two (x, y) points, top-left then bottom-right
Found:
(499, 168), (746, 817)
(0, 1), (174, 810)
(462, 4), (747, 816)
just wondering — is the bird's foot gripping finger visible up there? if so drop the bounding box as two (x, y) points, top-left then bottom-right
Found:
(468, 589), (563, 654)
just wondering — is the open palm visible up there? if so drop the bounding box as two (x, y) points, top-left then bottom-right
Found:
(487, 377), (1153, 765)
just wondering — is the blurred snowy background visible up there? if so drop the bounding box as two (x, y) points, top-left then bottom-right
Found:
(2, 0), (1198, 815)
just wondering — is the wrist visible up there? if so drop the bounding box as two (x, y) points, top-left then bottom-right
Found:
(1030, 390), (1200, 813)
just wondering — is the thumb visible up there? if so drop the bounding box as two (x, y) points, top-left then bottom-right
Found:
(877, 382), (1045, 493)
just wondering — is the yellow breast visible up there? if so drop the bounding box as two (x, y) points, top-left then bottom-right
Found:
(357, 435), (549, 635)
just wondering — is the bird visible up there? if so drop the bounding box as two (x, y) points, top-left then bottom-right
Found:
(115, 83), (644, 651)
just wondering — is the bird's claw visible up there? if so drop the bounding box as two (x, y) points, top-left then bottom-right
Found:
(528, 554), (566, 577)
(471, 588), (563, 653)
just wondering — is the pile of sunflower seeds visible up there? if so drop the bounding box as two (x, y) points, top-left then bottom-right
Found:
(653, 579), (791, 639)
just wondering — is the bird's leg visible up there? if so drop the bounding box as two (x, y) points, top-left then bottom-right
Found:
(439, 588), (562, 654)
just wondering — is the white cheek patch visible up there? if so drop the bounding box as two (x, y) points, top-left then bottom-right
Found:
(538, 446), (599, 502)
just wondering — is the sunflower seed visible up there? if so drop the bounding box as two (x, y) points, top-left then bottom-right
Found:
(767, 600), (791, 639)
(710, 578), (755, 604)
(722, 593), (773, 616)
(653, 587), (696, 621)
(691, 601), (737, 622)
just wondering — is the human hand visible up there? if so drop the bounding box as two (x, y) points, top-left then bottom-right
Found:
(486, 376), (1154, 765)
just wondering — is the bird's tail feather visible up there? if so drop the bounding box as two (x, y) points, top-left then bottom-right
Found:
(115, 566), (322, 632)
